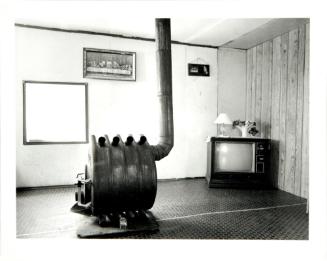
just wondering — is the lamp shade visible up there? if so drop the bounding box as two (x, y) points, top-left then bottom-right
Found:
(214, 113), (232, 125)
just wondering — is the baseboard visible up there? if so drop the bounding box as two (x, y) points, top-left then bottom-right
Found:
(16, 177), (206, 191)
(16, 184), (75, 192)
(158, 176), (205, 182)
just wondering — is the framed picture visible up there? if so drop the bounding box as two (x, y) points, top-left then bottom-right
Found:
(188, 63), (210, 77)
(83, 48), (136, 81)
(23, 81), (89, 145)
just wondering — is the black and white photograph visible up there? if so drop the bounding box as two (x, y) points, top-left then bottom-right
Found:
(16, 17), (310, 239)
(0, 1), (327, 261)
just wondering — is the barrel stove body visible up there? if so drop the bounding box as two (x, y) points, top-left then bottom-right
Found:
(87, 135), (157, 215)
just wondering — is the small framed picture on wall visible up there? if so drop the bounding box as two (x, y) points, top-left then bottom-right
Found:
(83, 48), (136, 81)
(188, 63), (210, 77)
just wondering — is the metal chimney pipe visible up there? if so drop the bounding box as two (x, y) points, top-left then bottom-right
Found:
(151, 18), (174, 161)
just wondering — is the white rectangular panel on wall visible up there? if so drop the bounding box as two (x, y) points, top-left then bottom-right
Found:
(23, 81), (88, 144)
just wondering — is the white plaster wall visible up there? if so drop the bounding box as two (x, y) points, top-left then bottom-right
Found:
(16, 27), (218, 187)
(217, 48), (246, 122)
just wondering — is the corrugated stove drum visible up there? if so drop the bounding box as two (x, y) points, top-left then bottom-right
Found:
(76, 134), (157, 214)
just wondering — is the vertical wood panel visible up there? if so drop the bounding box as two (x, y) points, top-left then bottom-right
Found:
(251, 47), (257, 121)
(261, 43), (268, 137)
(301, 23), (309, 199)
(278, 33), (289, 190)
(261, 41), (273, 138)
(267, 41), (273, 139)
(271, 37), (282, 134)
(295, 24), (305, 195)
(255, 44), (263, 135)
(284, 29), (299, 194)
(246, 49), (253, 120)
(271, 36), (282, 188)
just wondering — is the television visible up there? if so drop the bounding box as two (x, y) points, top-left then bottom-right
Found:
(206, 137), (271, 188)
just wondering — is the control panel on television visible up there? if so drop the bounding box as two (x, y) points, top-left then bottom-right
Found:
(206, 137), (271, 188)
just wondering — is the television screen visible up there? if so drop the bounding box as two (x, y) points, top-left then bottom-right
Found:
(214, 142), (255, 172)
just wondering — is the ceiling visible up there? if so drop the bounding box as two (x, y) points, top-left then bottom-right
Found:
(15, 7), (309, 50)
(223, 18), (309, 49)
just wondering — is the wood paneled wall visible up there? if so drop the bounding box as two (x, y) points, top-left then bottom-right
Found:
(245, 23), (309, 198)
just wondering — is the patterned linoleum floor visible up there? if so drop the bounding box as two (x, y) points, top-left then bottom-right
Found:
(16, 178), (308, 239)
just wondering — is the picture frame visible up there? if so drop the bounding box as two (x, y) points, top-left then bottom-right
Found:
(188, 63), (210, 77)
(83, 48), (136, 81)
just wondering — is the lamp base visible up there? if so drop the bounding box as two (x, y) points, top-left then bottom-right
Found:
(220, 124), (229, 137)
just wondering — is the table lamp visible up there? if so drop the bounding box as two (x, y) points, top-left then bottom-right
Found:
(214, 113), (232, 137)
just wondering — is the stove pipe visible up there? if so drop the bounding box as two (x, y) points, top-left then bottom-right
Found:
(151, 18), (174, 161)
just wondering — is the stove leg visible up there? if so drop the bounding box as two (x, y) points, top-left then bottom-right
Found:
(119, 215), (128, 229)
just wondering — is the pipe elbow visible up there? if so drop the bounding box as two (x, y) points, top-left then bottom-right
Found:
(151, 137), (174, 161)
